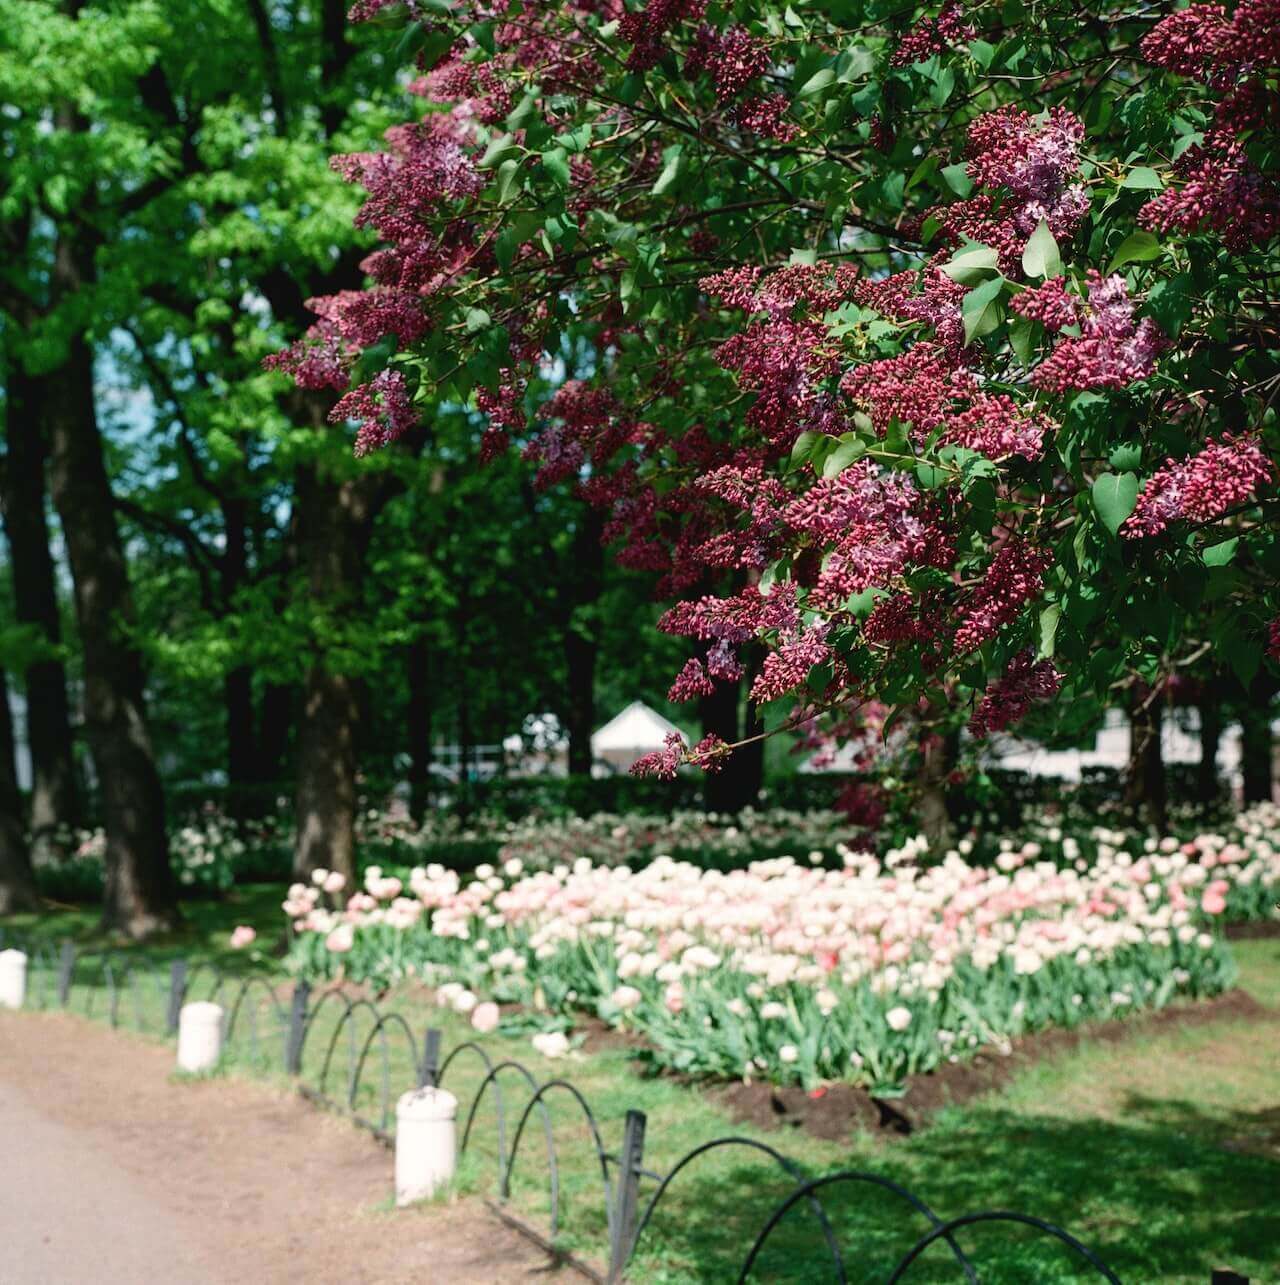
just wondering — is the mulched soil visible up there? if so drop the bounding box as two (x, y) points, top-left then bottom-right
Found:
(1224, 919), (1280, 940)
(713, 988), (1272, 1142)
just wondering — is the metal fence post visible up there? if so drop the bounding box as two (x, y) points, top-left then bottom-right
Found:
(56, 942), (76, 1007)
(607, 1109), (647, 1284)
(419, 1027), (442, 1087)
(285, 979), (311, 1074)
(165, 959), (189, 1034)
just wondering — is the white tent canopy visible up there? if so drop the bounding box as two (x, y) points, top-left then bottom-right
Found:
(591, 701), (684, 774)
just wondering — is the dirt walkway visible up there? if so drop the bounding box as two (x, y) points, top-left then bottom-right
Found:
(0, 1011), (577, 1284)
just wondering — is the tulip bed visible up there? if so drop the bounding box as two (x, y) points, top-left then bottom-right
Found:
(279, 806), (1280, 1092)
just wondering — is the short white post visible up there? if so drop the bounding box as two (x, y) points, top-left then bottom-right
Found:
(395, 1085), (458, 1206)
(0, 949), (27, 1010)
(176, 1000), (224, 1073)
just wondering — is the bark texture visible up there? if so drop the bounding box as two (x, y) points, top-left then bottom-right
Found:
(0, 668), (38, 914)
(1125, 693), (1167, 832)
(0, 363), (80, 858)
(290, 409), (400, 882)
(44, 323), (178, 936)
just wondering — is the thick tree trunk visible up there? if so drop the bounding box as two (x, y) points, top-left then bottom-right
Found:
(1125, 693), (1167, 831)
(564, 510), (603, 776)
(224, 665), (256, 813)
(294, 664), (360, 882)
(1240, 688), (1274, 805)
(290, 433), (394, 883)
(44, 330), (177, 935)
(406, 634), (433, 821)
(256, 682), (293, 788)
(1196, 702), (1222, 804)
(700, 668), (762, 812)
(916, 727), (956, 854)
(0, 668), (38, 914)
(0, 364), (80, 859)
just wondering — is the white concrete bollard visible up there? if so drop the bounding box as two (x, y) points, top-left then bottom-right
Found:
(176, 1000), (224, 1073)
(395, 1085), (458, 1206)
(0, 950), (27, 1010)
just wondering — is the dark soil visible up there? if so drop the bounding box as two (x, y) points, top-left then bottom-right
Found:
(714, 988), (1272, 1143)
(1225, 919), (1280, 941)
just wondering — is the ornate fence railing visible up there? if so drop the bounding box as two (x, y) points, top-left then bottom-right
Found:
(0, 933), (1252, 1285)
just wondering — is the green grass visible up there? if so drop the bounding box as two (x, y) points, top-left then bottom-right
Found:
(5, 890), (1278, 1282)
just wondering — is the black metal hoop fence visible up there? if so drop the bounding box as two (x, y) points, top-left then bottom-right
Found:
(0, 933), (1252, 1285)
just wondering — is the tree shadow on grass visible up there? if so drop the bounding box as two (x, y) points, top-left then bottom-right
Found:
(627, 1105), (1280, 1284)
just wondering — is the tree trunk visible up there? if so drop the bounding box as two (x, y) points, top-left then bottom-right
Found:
(916, 727), (956, 854)
(0, 364), (80, 859)
(290, 434), (395, 883)
(224, 665), (256, 815)
(0, 668), (38, 914)
(700, 669), (764, 812)
(1196, 701), (1222, 804)
(294, 664), (360, 882)
(564, 510), (603, 776)
(406, 634), (432, 821)
(1240, 688), (1274, 805)
(1125, 693), (1167, 831)
(44, 331), (177, 934)
(256, 682), (293, 790)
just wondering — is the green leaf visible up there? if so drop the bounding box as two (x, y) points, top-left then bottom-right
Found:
(479, 133), (519, 169)
(914, 462), (948, 489)
(1146, 273), (1195, 337)
(1108, 442), (1142, 470)
(1037, 603), (1061, 659)
(941, 242), (1000, 285)
(1107, 230), (1162, 273)
(464, 307), (491, 333)
(540, 146), (570, 187)
(821, 439), (867, 477)
(789, 431), (819, 469)
(506, 91), (541, 132)
(961, 275), (1006, 345)
(797, 66), (836, 97)
(789, 247), (818, 266)
(1121, 166), (1164, 190)
(1091, 472), (1139, 536)
(1202, 538), (1238, 567)
(1008, 315), (1036, 366)
(1021, 218), (1061, 280)
(494, 158), (521, 205)
(969, 39), (997, 68)
(940, 162), (974, 198)
(650, 145), (684, 196)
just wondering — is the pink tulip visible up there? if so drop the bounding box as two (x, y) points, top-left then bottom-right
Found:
(229, 925), (257, 949)
(1200, 891), (1227, 916)
(471, 1002), (501, 1034)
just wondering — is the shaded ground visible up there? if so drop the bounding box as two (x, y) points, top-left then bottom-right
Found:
(0, 1010), (578, 1284)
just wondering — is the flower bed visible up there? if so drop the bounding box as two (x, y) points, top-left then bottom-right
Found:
(281, 807), (1280, 1092)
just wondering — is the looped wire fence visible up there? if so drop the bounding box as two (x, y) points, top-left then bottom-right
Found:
(1, 932), (1244, 1284)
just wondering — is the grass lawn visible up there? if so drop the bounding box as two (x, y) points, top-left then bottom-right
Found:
(5, 889), (1278, 1283)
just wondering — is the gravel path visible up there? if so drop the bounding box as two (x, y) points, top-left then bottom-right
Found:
(0, 1010), (577, 1284)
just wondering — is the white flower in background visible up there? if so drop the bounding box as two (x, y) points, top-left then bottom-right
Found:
(311, 868), (330, 886)
(759, 1002), (788, 1020)
(531, 1031), (570, 1059)
(778, 1044), (799, 1064)
(611, 985), (642, 1011)
(886, 1006), (913, 1032)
